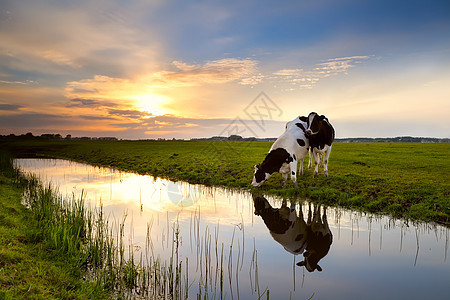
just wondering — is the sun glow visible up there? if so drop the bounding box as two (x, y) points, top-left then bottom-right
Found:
(134, 93), (172, 116)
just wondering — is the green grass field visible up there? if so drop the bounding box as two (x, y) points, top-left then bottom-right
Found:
(2, 139), (449, 224)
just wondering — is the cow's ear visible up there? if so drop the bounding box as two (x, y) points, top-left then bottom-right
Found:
(316, 265), (322, 272)
(319, 115), (326, 120)
(296, 261), (305, 267)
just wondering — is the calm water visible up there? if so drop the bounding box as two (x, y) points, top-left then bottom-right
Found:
(15, 159), (450, 299)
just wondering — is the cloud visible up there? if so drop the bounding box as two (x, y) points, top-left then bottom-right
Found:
(0, 1), (162, 78)
(64, 58), (264, 118)
(273, 55), (371, 89)
(107, 109), (149, 120)
(67, 98), (119, 109)
(0, 103), (23, 111)
(154, 58), (263, 87)
(314, 55), (370, 75)
(65, 76), (139, 105)
(0, 112), (77, 129)
(0, 79), (36, 85)
(80, 115), (116, 121)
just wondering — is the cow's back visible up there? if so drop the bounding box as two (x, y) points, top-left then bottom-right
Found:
(271, 117), (309, 159)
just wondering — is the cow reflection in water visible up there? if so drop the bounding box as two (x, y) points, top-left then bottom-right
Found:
(253, 195), (332, 272)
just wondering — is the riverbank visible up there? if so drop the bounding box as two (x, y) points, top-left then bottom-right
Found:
(2, 139), (449, 224)
(0, 152), (110, 299)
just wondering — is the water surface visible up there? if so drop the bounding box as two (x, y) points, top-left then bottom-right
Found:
(15, 159), (450, 299)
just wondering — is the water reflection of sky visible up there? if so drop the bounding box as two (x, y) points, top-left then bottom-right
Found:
(15, 159), (450, 299)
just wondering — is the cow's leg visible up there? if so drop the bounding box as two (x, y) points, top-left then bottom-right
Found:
(323, 145), (332, 177)
(289, 160), (298, 188)
(308, 148), (313, 169)
(313, 150), (320, 178)
(319, 153), (324, 168)
(282, 172), (288, 187)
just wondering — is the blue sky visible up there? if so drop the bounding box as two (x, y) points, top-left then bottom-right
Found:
(0, 0), (449, 139)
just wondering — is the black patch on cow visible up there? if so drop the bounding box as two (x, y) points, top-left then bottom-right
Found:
(258, 148), (293, 175)
(297, 139), (306, 147)
(299, 116), (308, 122)
(295, 123), (306, 132)
(308, 113), (335, 151)
(253, 196), (292, 234)
(295, 234), (304, 241)
(291, 171), (295, 175)
(293, 154), (296, 160)
(254, 168), (267, 184)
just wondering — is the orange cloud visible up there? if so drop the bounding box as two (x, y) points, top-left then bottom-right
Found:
(154, 58), (263, 87)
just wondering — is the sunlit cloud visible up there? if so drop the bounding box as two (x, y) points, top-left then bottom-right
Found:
(66, 75), (171, 116)
(272, 56), (371, 90)
(64, 57), (264, 119)
(314, 56), (371, 75)
(154, 58), (263, 87)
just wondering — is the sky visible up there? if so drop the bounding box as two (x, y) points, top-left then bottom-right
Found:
(1, 0), (449, 139)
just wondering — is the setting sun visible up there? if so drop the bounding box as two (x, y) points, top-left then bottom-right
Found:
(134, 93), (172, 116)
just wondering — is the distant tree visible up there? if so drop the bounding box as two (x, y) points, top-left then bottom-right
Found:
(228, 135), (243, 141)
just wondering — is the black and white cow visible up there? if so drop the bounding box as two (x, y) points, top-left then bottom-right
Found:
(305, 112), (335, 178)
(252, 116), (309, 187)
(253, 195), (308, 255)
(297, 204), (332, 272)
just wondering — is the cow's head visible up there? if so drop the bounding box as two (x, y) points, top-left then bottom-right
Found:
(306, 112), (325, 137)
(297, 251), (323, 272)
(252, 164), (271, 187)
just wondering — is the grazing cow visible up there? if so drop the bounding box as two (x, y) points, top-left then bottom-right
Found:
(252, 116), (309, 187)
(305, 112), (335, 178)
(253, 194), (308, 255)
(297, 204), (332, 272)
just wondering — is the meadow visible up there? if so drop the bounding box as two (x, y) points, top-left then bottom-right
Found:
(2, 139), (449, 224)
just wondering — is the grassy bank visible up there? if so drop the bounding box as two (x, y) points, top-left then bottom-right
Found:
(2, 139), (449, 224)
(0, 152), (109, 299)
